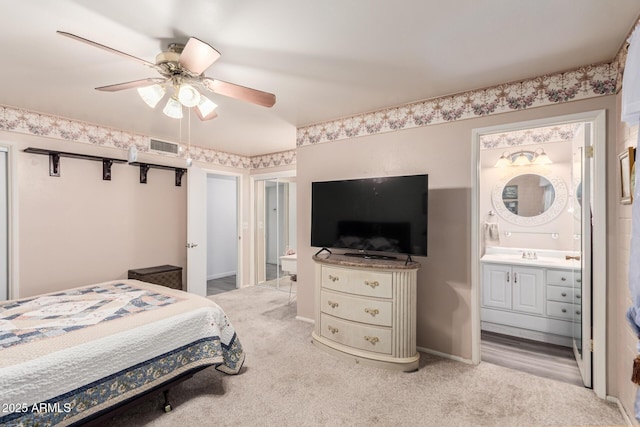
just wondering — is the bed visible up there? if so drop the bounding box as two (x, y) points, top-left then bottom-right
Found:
(0, 279), (244, 426)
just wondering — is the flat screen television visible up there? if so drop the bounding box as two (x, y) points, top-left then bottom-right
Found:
(311, 174), (428, 258)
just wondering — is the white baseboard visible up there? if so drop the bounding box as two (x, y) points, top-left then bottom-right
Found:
(417, 346), (474, 365)
(296, 315), (314, 324)
(606, 395), (634, 427)
(207, 271), (237, 280)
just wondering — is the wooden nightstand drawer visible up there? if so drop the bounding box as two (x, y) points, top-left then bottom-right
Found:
(320, 290), (392, 327)
(320, 313), (392, 354)
(321, 266), (392, 298)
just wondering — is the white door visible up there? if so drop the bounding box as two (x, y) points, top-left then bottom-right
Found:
(511, 267), (544, 315)
(482, 264), (512, 310)
(187, 166), (207, 296)
(573, 123), (592, 388)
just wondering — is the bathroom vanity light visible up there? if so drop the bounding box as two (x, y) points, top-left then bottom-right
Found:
(494, 148), (553, 167)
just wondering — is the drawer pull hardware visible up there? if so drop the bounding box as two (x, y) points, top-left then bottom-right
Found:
(364, 336), (379, 345)
(576, 295), (581, 299)
(561, 308), (567, 313)
(364, 308), (380, 317)
(327, 301), (339, 309)
(327, 326), (339, 334)
(328, 275), (339, 282)
(514, 273), (517, 284)
(561, 277), (567, 281)
(561, 292), (567, 297)
(565, 255), (581, 261)
(576, 310), (581, 315)
(506, 272), (510, 283)
(364, 280), (379, 289)
(577, 279), (582, 283)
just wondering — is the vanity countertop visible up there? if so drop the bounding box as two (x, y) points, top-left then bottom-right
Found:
(481, 246), (580, 270)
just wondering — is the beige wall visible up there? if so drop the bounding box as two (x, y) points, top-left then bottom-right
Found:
(612, 92), (639, 422)
(1, 130), (270, 298)
(296, 96), (617, 366)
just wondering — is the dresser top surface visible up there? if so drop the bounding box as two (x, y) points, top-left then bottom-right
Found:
(313, 253), (420, 270)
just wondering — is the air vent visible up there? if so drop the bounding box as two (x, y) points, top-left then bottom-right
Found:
(149, 139), (180, 156)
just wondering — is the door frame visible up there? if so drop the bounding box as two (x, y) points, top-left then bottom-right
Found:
(187, 166), (243, 295)
(0, 141), (18, 300)
(470, 110), (607, 398)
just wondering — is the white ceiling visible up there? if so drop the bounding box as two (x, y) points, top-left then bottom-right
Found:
(2, 1), (639, 156)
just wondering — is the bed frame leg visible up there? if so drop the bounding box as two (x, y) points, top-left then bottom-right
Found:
(163, 390), (172, 413)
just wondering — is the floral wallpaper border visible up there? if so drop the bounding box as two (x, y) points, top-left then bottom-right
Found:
(296, 62), (618, 147)
(0, 105), (296, 170)
(479, 123), (579, 151)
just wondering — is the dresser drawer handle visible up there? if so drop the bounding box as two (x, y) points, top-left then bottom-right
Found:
(328, 275), (339, 282)
(576, 295), (581, 299)
(576, 279), (582, 283)
(561, 292), (567, 297)
(576, 310), (581, 315)
(364, 336), (379, 345)
(327, 326), (339, 334)
(561, 308), (567, 313)
(364, 308), (380, 317)
(327, 301), (339, 309)
(364, 280), (379, 289)
(561, 277), (567, 281)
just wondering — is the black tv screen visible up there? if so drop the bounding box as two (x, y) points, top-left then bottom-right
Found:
(311, 174), (428, 256)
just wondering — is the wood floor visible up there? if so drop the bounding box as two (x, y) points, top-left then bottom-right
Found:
(481, 331), (584, 387)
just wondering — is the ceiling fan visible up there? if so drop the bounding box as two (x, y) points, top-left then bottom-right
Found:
(57, 31), (276, 121)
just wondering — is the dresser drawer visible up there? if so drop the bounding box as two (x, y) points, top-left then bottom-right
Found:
(321, 290), (392, 327)
(320, 313), (392, 354)
(546, 269), (581, 287)
(321, 266), (392, 298)
(547, 301), (581, 321)
(546, 285), (581, 303)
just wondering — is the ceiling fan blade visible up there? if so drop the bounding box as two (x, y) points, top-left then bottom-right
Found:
(179, 37), (221, 75)
(202, 78), (276, 108)
(57, 31), (160, 71)
(96, 78), (166, 92)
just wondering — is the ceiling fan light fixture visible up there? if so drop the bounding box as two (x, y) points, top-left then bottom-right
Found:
(196, 95), (218, 118)
(137, 84), (166, 108)
(163, 97), (183, 119)
(178, 84), (201, 107)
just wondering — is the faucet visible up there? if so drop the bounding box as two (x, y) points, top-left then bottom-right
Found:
(522, 251), (538, 260)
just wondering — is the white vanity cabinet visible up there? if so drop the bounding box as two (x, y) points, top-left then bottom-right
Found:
(481, 261), (580, 347)
(482, 264), (544, 315)
(312, 254), (420, 371)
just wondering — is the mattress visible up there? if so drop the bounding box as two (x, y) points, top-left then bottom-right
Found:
(0, 279), (244, 426)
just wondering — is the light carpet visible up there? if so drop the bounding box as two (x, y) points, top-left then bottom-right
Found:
(106, 285), (626, 427)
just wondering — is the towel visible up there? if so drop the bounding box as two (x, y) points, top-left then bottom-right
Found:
(484, 222), (500, 245)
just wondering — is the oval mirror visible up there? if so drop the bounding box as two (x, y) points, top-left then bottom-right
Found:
(492, 172), (568, 226)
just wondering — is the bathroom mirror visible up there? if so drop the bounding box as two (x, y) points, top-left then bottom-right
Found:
(492, 172), (568, 226)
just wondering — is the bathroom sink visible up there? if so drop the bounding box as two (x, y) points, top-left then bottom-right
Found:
(481, 249), (581, 269)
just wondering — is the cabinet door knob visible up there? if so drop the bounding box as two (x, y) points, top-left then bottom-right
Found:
(364, 280), (379, 289)
(561, 292), (567, 297)
(576, 294), (581, 299)
(364, 308), (380, 317)
(327, 301), (339, 309)
(561, 308), (567, 313)
(576, 310), (581, 315)
(364, 336), (379, 345)
(327, 326), (339, 334)
(561, 277), (567, 281)
(328, 275), (339, 282)
(506, 272), (510, 283)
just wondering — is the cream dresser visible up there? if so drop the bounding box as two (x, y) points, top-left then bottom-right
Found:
(312, 254), (420, 371)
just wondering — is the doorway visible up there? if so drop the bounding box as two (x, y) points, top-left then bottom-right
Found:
(252, 173), (297, 294)
(205, 174), (239, 296)
(0, 147), (7, 301)
(471, 110), (606, 396)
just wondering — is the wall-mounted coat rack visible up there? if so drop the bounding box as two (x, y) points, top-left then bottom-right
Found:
(129, 162), (187, 187)
(24, 147), (127, 180)
(24, 147), (188, 186)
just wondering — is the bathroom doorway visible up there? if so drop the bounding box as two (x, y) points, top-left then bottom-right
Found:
(472, 111), (606, 395)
